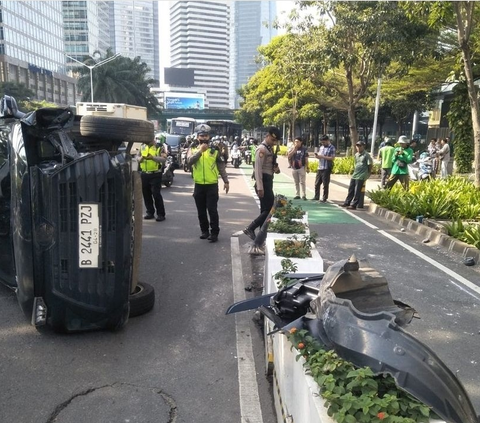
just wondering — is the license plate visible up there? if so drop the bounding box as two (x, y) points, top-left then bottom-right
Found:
(78, 203), (100, 268)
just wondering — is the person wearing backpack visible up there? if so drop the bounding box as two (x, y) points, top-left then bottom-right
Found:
(287, 136), (309, 200)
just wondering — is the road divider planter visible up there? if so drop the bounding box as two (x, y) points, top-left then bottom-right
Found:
(263, 233), (329, 422)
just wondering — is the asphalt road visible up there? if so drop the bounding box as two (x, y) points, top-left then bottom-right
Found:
(1, 154), (479, 422)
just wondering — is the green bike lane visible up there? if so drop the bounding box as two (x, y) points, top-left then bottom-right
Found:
(240, 161), (358, 224)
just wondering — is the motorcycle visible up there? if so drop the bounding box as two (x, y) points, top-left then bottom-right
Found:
(163, 155), (175, 187)
(231, 148), (242, 168)
(181, 147), (189, 172)
(244, 148), (252, 165)
(408, 152), (434, 181)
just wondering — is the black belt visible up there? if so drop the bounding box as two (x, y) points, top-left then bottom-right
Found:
(143, 170), (162, 174)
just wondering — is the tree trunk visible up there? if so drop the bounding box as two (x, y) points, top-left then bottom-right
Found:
(455, 2), (480, 187)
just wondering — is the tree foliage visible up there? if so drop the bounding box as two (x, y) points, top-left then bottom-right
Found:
(0, 82), (35, 101)
(74, 49), (161, 118)
(288, 1), (436, 147)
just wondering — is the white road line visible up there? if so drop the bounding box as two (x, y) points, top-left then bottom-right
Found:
(337, 205), (379, 229)
(378, 229), (480, 296)
(231, 237), (264, 423)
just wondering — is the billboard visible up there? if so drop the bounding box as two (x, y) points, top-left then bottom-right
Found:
(164, 92), (205, 110)
(164, 67), (195, 86)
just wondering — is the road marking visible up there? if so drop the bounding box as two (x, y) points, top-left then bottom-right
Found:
(378, 230), (480, 296)
(231, 237), (264, 423)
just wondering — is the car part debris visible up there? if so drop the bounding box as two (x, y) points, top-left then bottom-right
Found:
(227, 255), (479, 423)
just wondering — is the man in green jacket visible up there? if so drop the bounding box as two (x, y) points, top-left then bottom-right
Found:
(341, 140), (373, 210)
(385, 136), (413, 190)
(378, 139), (395, 188)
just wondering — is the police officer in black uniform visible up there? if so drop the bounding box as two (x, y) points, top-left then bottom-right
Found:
(243, 126), (281, 240)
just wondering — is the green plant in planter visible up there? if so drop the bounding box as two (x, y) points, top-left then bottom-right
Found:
(286, 328), (437, 423)
(268, 218), (307, 234)
(273, 259), (298, 288)
(274, 233), (317, 259)
(273, 201), (305, 220)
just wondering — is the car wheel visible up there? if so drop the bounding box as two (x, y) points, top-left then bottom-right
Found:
(80, 116), (154, 144)
(129, 282), (155, 317)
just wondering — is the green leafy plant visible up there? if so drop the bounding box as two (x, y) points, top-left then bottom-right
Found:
(273, 259), (298, 288)
(274, 233), (317, 258)
(273, 200), (305, 219)
(268, 218), (307, 234)
(286, 328), (437, 423)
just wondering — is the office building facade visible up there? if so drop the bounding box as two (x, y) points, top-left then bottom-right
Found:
(0, 1), (77, 106)
(169, 1), (230, 109)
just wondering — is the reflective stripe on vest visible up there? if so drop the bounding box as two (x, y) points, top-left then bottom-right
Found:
(191, 147), (219, 184)
(140, 145), (161, 172)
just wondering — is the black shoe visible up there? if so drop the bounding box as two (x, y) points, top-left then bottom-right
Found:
(302, 196), (307, 200)
(340, 203), (349, 208)
(200, 231), (210, 239)
(293, 196), (301, 200)
(347, 205), (357, 210)
(320, 199), (327, 203)
(208, 234), (218, 243)
(144, 214), (154, 220)
(156, 215), (165, 222)
(243, 227), (256, 241)
(311, 197), (319, 201)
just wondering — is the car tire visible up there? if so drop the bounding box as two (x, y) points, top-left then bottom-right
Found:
(129, 282), (155, 317)
(80, 116), (154, 144)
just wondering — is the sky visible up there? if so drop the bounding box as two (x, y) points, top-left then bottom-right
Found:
(158, 1), (296, 88)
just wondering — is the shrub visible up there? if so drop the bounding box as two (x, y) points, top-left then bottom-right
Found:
(286, 328), (436, 423)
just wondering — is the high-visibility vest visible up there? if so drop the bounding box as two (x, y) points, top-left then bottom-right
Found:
(191, 147), (219, 184)
(140, 144), (162, 172)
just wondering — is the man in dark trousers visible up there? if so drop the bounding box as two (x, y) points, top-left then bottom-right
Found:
(313, 134), (336, 202)
(187, 124), (229, 243)
(138, 138), (167, 221)
(243, 126), (281, 240)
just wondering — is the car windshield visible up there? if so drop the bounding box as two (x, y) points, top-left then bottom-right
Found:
(166, 135), (182, 147)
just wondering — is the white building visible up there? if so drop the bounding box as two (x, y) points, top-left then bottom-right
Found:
(169, 1), (230, 109)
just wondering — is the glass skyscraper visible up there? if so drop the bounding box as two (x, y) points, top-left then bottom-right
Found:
(109, 1), (159, 85)
(230, 1), (277, 109)
(0, 1), (77, 105)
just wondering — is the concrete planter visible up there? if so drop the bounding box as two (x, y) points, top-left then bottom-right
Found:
(263, 237), (323, 295)
(263, 230), (446, 423)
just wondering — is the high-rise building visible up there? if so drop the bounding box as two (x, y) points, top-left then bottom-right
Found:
(63, 1), (109, 64)
(0, 1), (77, 105)
(109, 1), (160, 85)
(230, 1), (277, 109)
(169, 1), (230, 109)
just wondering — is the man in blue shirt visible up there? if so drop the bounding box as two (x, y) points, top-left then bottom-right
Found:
(312, 135), (336, 202)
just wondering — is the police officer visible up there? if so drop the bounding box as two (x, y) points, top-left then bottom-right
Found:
(243, 126), (281, 240)
(187, 124), (229, 243)
(138, 138), (167, 221)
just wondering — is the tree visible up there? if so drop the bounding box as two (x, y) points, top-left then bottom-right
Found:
(74, 49), (161, 118)
(287, 1), (436, 149)
(0, 82), (34, 101)
(404, 1), (480, 186)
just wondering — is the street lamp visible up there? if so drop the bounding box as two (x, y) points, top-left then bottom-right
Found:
(66, 53), (121, 103)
